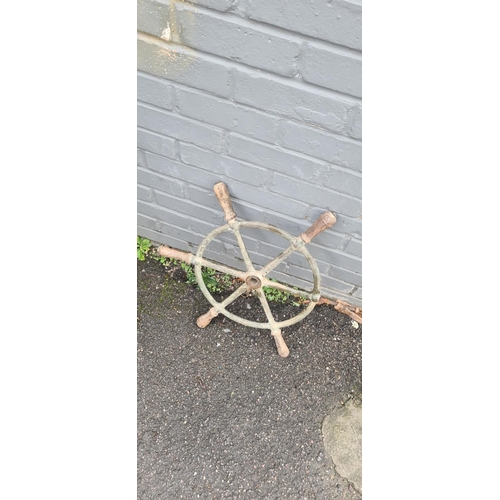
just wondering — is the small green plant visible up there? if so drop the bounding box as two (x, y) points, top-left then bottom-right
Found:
(201, 268), (219, 293)
(179, 262), (232, 293)
(154, 254), (168, 266)
(152, 250), (176, 268)
(137, 237), (152, 261)
(218, 273), (233, 290)
(262, 279), (305, 306)
(262, 278), (290, 304)
(180, 261), (197, 286)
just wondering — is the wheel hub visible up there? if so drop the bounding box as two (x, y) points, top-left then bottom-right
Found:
(245, 275), (262, 290)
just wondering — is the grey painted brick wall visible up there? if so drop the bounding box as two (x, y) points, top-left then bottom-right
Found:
(137, 0), (362, 307)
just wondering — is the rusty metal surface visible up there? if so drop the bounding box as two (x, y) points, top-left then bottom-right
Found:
(161, 181), (336, 356)
(194, 220), (320, 332)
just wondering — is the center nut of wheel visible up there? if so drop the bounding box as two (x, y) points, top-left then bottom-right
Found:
(245, 275), (262, 290)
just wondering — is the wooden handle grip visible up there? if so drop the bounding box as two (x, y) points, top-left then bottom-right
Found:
(196, 307), (218, 328)
(157, 246), (193, 264)
(272, 330), (290, 358)
(300, 212), (336, 243)
(214, 182), (237, 222)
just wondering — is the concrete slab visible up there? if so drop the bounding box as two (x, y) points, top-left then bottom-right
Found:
(322, 398), (362, 494)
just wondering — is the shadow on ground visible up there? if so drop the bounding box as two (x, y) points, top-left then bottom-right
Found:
(138, 257), (362, 499)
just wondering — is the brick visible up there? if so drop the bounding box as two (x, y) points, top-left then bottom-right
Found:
(228, 180), (310, 220)
(175, 3), (300, 77)
(156, 219), (205, 243)
(179, 143), (225, 175)
(282, 121), (362, 172)
(137, 128), (177, 159)
(229, 200), (267, 224)
(138, 214), (161, 235)
(137, 220), (165, 241)
(138, 103), (224, 152)
(156, 233), (194, 253)
(286, 263), (313, 284)
(218, 231), (260, 254)
(137, 219), (199, 253)
(186, 216), (220, 238)
(202, 249), (248, 273)
(179, 142), (269, 187)
(137, 149), (147, 167)
(320, 275), (355, 294)
(345, 105), (362, 140)
(233, 69), (356, 136)
(286, 251), (330, 275)
(155, 190), (221, 222)
(204, 237), (244, 256)
(270, 173), (361, 218)
(344, 237), (362, 258)
(204, 238), (241, 257)
(137, 37), (230, 98)
(228, 134), (328, 183)
(320, 164), (362, 198)
(138, 205), (210, 245)
(137, 200), (190, 230)
(329, 266), (362, 287)
(176, 87), (281, 143)
(146, 149), (225, 189)
(241, 227), (290, 250)
(200, 242), (232, 261)
(300, 43), (362, 98)
(137, 167), (184, 197)
(137, 185), (155, 202)
(303, 244), (361, 274)
(261, 270), (314, 294)
(186, 184), (225, 213)
(224, 159), (269, 188)
(327, 212), (362, 237)
(137, 73), (173, 111)
(137, 0), (171, 41)
(143, 152), (186, 180)
(324, 248), (362, 274)
(238, 0), (361, 50)
(322, 288), (361, 308)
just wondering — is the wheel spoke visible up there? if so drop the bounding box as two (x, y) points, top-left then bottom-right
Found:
(255, 288), (279, 329)
(232, 226), (255, 272)
(198, 257), (246, 279)
(260, 278), (313, 300)
(219, 283), (248, 308)
(259, 241), (297, 277)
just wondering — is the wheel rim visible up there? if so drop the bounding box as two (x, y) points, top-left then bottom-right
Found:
(194, 220), (321, 330)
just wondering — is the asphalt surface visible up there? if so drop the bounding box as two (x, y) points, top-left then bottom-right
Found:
(138, 257), (362, 499)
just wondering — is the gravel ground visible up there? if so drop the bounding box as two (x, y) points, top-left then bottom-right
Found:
(138, 256), (362, 499)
